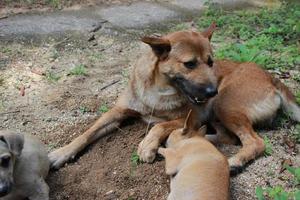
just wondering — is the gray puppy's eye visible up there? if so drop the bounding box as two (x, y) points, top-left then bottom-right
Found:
(1, 155), (11, 168)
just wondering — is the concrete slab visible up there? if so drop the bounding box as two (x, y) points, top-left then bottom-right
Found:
(0, 13), (99, 39)
(98, 2), (178, 28)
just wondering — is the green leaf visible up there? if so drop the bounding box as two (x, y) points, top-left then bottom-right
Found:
(256, 186), (265, 200)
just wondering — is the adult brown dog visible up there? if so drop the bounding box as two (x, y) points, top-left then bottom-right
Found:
(49, 23), (300, 172)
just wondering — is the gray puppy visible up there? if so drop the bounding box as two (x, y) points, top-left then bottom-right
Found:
(0, 130), (49, 200)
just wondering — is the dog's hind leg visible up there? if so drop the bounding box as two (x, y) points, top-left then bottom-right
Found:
(220, 114), (265, 174)
(205, 122), (239, 145)
(49, 105), (138, 169)
(138, 118), (184, 163)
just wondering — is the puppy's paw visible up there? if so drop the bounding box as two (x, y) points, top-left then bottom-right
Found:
(48, 146), (76, 170)
(137, 136), (159, 163)
(228, 157), (244, 176)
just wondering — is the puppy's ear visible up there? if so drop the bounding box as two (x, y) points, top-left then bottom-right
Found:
(197, 125), (207, 137)
(158, 147), (179, 176)
(141, 36), (171, 60)
(0, 132), (24, 157)
(182, 109), (194, 135)
(201, 22), (217, 41)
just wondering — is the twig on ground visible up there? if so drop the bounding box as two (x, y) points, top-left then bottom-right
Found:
(0, 110), (21, 115)
(100, 80), (120, 91)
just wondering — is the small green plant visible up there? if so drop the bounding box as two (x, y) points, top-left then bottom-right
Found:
(131, 151), (140, 166)
(130, 150), (140, 177)
(69, 65), (87, 76)
(263, 136), (273, 156)
(79, 106), (90, 114)
(45, 71), (60, 82)
(98, 104), (109, 113)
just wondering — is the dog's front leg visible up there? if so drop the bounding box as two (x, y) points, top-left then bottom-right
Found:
(138, 118), (184, 163)
(49, 105), (138, 169)
(28, 178), (49, 200)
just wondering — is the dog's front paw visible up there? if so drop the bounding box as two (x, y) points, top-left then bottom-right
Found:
(48, 146), (76, 170)
(137, 136), (159, 163)
(228, 157), (244, 176)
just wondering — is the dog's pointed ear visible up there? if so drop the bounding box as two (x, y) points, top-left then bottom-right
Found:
(182, 109), (194, 135)
(0, 132), (24, 157)
(201, 22), (217, 41)
(141, 36), (171, 60)
(197, 125), (207, 137)
(158, 147), (179, 176)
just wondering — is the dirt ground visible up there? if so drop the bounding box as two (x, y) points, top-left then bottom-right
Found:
(0, 18), (299, 200)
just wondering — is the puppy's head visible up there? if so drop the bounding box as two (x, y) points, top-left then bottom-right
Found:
(142, 23), (218, 104)
(0, 130), (24, 197)
(166, 110), (207, 148)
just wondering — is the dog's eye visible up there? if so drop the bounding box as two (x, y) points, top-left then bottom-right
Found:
(1, 156), (10, 168)
(207, 56), (214, 67)
(183, 59), (198, 69)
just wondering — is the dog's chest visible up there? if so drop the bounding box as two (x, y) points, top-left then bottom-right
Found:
(136, 82), (187, 111)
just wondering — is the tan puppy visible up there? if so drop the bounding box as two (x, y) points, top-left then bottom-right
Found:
(158, 111), (229, 200)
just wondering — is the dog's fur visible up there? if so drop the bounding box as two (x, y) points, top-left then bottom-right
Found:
(0, 130), (49, 200)
(158, 111), (229, 200)
(48, 23), (300, 171)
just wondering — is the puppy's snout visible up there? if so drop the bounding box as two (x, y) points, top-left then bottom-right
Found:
(0, 182), (12, 197)
(204, 85), (218, 98)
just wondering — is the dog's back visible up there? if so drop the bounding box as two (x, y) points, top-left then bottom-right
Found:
(168, 137), (229, 200)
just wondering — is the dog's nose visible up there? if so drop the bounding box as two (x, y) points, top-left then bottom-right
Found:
(204, 85), (218, 98)
(0, 182), (11, 197)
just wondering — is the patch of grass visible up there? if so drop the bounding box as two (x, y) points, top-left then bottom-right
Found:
(69, 64), (87, 76)
(197, 2), (300, 70)
(0, 47), (12, 54)
(89, 53), (104, 62)
(256, 166), (300, 200)
(47, 0), (60, 8)
(263, 136), (273, 156)
(292, 125), (300, 144)
(0, 77), (4, 86)
(293, 74), (300, 83)
(170, 23), (190, 32)
(296, 91), (300, 105)
(98, 104), (109, 113)
(45, 71), (60, 82)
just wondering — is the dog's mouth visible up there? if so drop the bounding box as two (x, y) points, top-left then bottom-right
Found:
(168, 75), (213, 105)
(186, 94), (208, 105)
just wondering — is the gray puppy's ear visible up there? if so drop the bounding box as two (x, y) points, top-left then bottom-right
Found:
(0, 133), (24, 157)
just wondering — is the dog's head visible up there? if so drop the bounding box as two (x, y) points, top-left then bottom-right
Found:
(142, 23), (218, 104)
(166, 110), (207, 148)
(0, 130), (24, 197)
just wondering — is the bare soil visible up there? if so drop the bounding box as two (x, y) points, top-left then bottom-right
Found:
(0, 28), (299, 200)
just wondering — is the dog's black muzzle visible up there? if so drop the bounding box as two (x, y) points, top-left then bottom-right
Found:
(170, 75), (218, 104)
(0, 181), (12, 197)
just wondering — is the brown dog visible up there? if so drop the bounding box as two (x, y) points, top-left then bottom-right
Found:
(49, 23), (300, 171)
(158, 111), (229, 200)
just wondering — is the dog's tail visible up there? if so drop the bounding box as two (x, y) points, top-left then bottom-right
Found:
(273, 77), (300, 122)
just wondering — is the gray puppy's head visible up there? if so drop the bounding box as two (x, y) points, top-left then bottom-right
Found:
(0, 130), (24, 197)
